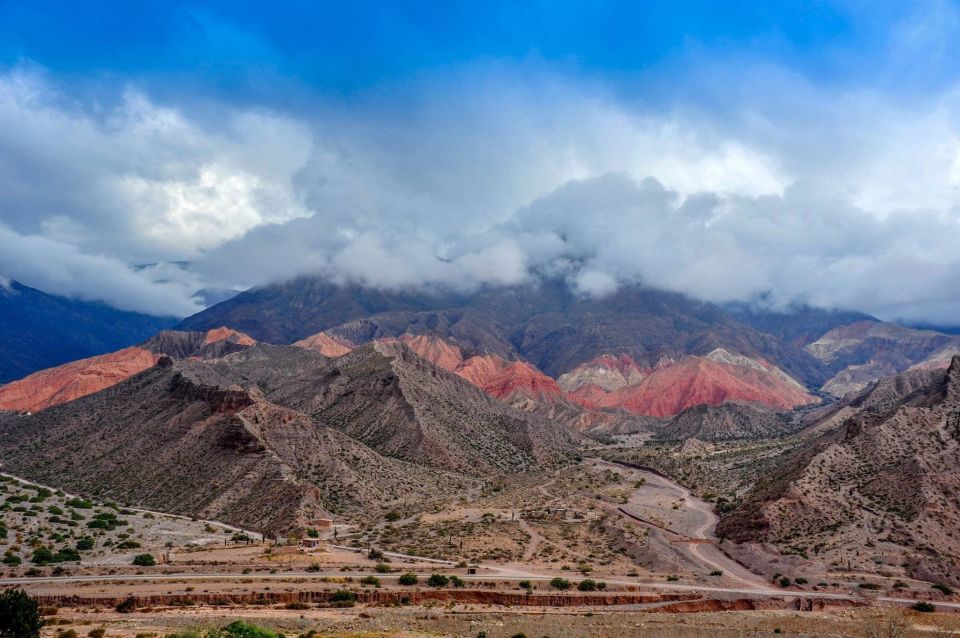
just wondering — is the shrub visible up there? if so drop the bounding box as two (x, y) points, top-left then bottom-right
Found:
(549, 577), (570, 590)
(306, 528), (319, 538)
(31, 547), (54, 565)
(115, 597), (137, 613)
(427, 574), (449, 587)
(450, 575), (465, 588)
(305, 563), (321, 572)
(398, 573), (418, 586)
(709, 570), (723, 576)
(374, 563), (392, 573)
(221, 621), (283, 638)
(367, 548), (384, 560)
(329, 590), (356, 604)
(779, 577), (791, 588)
(116, 540), (141, 550)
(912, 601), (936, 613)
(283, 601), (310, 610)
(666, 575), (679, 582)
(76, 538), (94, 551)
(577, 579), (597, 591)
(131, 554), (155, 567)
(88, 629), (106, 638)
(0, 588), (42, 638)
(3, 552), (22, 566)
(518, 580), (532, 590)
(55, 630), (77, 638)
(795, 577), (808, 585)
(932, 583), (954, 596)
(359, 576), (380, 586)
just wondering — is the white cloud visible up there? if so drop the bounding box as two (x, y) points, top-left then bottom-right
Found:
(3, 60), (960, 324)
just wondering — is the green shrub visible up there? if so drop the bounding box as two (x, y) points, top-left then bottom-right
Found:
(76, 538), (94, 551)
(518, 580), (532, 590)
(221, 621), (283, 638)
(131, 554), (156, 567)
(779, 577), (791, 587)
(116, 540), (141, 550)
(30, 547), (54, 565)
(450, 575), (465, 588)
(577, 579), (597, 591)
(0, 588), (42, 638)
(398, 573), (418, 586)
(359, 576), (380, 586)
(427, 574), (449, 587)
(932, 583), (954, 595)
(709, 570), (722, 576)
(374, 563), (392, 573)
(53, 548), (80, 563)
(88, 628), (106, 638)
(912, 601), (936, 613)
(549, 577), (570, 590)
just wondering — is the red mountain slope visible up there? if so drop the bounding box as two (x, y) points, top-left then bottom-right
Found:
(202, 326), (256, 347)
(294, 331), (355, 357)
(0, 347), (160, 413)
(566, 349), (816, 417)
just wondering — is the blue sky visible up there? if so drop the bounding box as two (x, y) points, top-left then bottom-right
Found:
(1, 1), (960, 323)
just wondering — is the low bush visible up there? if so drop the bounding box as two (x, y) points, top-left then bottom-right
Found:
(131, 554), (156, 567)
(398, 573), (418, 586)
(549, 577), (570, 590)
(427, 574), (449, 587)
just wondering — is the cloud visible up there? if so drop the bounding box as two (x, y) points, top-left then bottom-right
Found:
(0, 223), (202, 316)
(3, 47), (960, 324)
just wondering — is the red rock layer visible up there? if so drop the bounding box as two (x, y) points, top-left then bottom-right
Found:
(569, 356), (816, 417)
(0, 347), (160, 413)
(480, 361), (563, 401)
(294, 332), (355, 357)
(395, 334), (464, 370)
(202, 327), (256, 347)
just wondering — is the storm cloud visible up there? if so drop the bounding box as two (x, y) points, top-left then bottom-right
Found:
(3, 2), (960, 324)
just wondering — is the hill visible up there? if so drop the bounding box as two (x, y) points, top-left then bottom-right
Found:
(718, 356), (960, 585)
(0, 279), (175, 383)
(0, 341), (576, 532)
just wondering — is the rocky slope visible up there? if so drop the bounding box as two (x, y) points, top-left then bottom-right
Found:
(0, 279), (175, 383)
(0, 327), (258, 413)
(0, 347), (160, 413)
(1, 345), (571, 532)
(718, 357), (960, 585)
(249, 341), (578, 475)
(807, 320), (960, 396)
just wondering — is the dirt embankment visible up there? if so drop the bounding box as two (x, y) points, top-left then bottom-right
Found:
(36, 589), (701, 609)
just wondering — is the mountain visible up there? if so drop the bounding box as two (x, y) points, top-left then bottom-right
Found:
(805, 320), (960, 396)
(0, 327), (257, 413)
(718, 357), (960, 585)
(180, 277), (830, 387)
(560, 349), (816, 418)
(0, 279), (176, 383)
(724, 302), (877, 347)
(0, 347), (159, 413)
(0, 340), (575, 533)
(250, 341), (578, 475)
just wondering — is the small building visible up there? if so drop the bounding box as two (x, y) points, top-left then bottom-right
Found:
(301, 537), (325, 550)
(306, 518), (334, 529)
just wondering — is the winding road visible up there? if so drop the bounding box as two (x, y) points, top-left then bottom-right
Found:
(594, 459), (767, 590)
